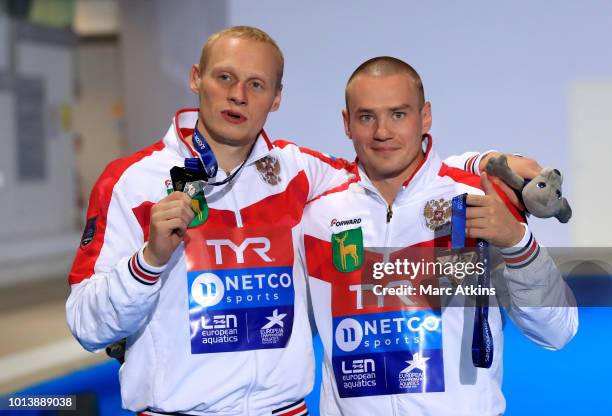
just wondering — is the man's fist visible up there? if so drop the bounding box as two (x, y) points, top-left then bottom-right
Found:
(144, 192), (195, 267)
(466, 173), (525, 248)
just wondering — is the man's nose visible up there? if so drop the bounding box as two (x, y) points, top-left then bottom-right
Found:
(229, 82), (247, 105)
(374, 119), (392, 140)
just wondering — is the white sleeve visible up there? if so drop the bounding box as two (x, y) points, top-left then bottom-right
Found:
(292, 145), (354, 202)
(494, 225), (578, 350)
(443, 150), (497, 175)
(66, 173), (164, 352)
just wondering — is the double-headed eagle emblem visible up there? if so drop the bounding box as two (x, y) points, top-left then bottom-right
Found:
(255, 155), (282, 185)
(423, 198), (451, 231)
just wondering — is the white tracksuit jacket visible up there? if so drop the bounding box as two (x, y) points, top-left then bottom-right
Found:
(66, 108), (357, 415)
(302, 137), (578, 416)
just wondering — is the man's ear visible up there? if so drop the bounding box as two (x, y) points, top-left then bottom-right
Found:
(270, 83), (283, 112)
(342, 109), (352, 140)
(189, 64), (201, 94)
(421, 101), (432, 134)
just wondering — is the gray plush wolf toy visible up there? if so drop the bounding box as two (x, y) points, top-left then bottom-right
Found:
(485, 154), (572, 223)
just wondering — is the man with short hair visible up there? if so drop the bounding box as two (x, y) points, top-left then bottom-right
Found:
(66, 26), (545, 415)
(302, 56), (577, 415)
(67, 26), (341, 416)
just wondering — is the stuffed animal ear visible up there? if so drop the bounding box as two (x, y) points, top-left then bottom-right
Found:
(485, 154), (525, 190)
(555, 197), (572, 223)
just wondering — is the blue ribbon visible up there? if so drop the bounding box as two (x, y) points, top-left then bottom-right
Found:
(451, 193), (467, 248)
(184, 121), (257, 187)
(184, 157), (205, 177)
(190, 124), (218, 179)
(451, 193), (493, 368)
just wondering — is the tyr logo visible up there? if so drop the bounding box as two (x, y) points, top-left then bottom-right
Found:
(206, 237), (272, 264)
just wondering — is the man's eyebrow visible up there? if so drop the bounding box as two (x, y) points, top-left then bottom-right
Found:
(212, 65), (269, 81)
(354, 104), (412, 114)
(354, 107), (377, 114)
(389, 104), (412, 111)
(210, 65), (233, 73)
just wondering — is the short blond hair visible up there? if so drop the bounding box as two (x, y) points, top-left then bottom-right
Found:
(199, 26), (284, 88)
(346, 56), (425, 110)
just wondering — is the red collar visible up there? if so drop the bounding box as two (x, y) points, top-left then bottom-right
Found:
(402, 133), (433, 187)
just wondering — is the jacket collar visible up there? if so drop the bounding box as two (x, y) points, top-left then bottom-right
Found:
(166, 108), (274, 167)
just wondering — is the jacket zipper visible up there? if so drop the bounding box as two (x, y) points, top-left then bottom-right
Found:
(383, 204), (393, 262)
(385, 203), (399, 415)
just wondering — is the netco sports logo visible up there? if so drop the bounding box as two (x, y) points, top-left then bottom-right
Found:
(185, 226), (295, 354)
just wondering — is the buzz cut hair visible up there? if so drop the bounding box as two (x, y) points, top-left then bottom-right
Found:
(345, 56), (425, 111)
(199, 25), (284, 89)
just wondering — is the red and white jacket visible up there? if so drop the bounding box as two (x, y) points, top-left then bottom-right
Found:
(302, 137), (578, 416)
(66, 108), (357, 415)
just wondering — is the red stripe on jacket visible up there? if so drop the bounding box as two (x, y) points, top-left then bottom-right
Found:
(68, 141), (165, 285)
(304, 233), (460, 285)
(438, 163), (526, 223)
(280, 403), (308, 416)
(504, 238), (538, 264)
(273, 140), (351, 171)
(307, 176), (359, 205)
(240, 171), (310, 227)
(304, 234), (468, 317)
(133, 202), (238, 242)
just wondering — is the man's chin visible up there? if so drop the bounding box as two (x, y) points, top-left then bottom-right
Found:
(209, 127), (259, 147)
(368, 163), (414, 181)
(366, 167), (397, 180)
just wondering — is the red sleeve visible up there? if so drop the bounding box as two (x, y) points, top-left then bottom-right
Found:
(68, 141), (165, 285)
(438, 163), (526, 222)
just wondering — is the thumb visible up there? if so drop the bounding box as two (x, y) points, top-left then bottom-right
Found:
(480, 172), (496, 196)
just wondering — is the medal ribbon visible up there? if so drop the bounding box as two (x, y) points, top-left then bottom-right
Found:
(451, 193), (493, 368)
(191, 124), (218, 179)
(185, 121), (257, 187)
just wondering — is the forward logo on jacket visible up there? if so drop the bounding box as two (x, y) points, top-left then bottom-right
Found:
(255, 155), (282, 185)
(423, 198), (451, 231)
(332, 228), (363, 272)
